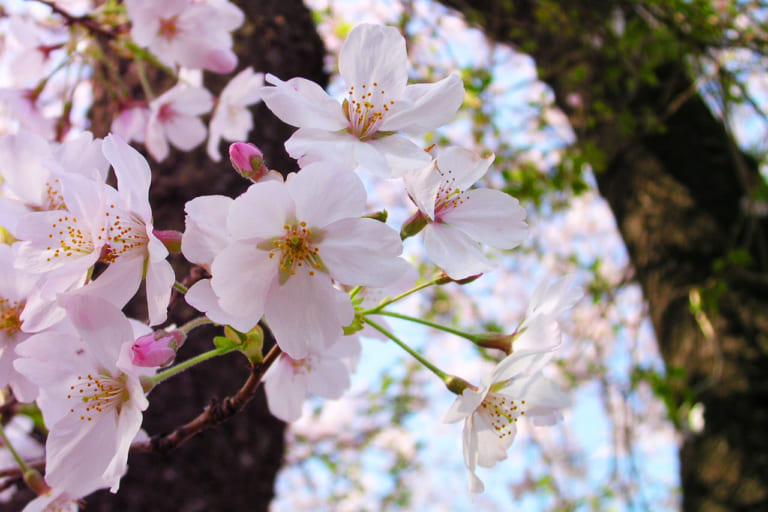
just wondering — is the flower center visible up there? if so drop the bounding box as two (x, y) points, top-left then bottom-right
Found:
(479, 393), (525, 439)
(158, 16), (180, 40)
(99, 205), (148, 264)
(269, 221), (323, 281)
(157, 103), (177, 123)
(0, 297), (24, 336)
(285, 354), (314, 375)
(343, 82), (395, 139)
(67, 372), (127, 422)
(433, 168), (467, 222)
(45, 214), (95, 263)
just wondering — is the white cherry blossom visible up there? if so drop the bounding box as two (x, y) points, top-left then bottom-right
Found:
(260, 23), (465, 176)
(206, 67), (264, 161)
(14, 295), (154, 497)
(443, 320), (569, 494)
(264, 335), (361, 422)
(146, 83), (213, 162)
(404, 146), (528, 279)
(125, 0), (243, 73)
(198, 162), (409, 357)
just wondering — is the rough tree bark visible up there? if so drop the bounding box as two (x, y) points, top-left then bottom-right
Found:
(75, 1), (326, 510)
(436, 1), (768, 511)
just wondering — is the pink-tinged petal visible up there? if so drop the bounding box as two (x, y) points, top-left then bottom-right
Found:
(435, 146), (494, 191)
(145, 116), (169, 161)
(286, 163), (366, 226)
(380, 73), (464, 134)
(165, 115), (207, 151)
(265, 271), (344, 358)
(63, 295), (132, 371)
(185, 280), (255, 331)
(423, 223), (493, 280)
(145, 257), (175, 325)
(339, 24), (407, 97)
(264, 358), (306, 422)
(182, 195), (233, 267)
(167, 87), (214, 116)
(102, 134), (152, 220)
(0, 131), (53, 206)
(73, 256), (144, 311)
(284, 128), (358, 171)
(351, 137), (396, 176)
(260, 74), (347, 130)
(367, 134), (432, 177)
(319, 218), (408, 287)
(403, 159), (441, 219)
(441, 188), (528, 249)
(44, 412), (117, 497)
(444, 387), (486, 423)
(210, 241), (276, 327)
(103, 402), (144, 492)
(227, 181), (293, 240)
(305, 357), (350, 399)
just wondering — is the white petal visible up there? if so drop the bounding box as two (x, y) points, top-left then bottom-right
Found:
(227, 181), (293, 240)
(264, 358), (306, 422)
(403, 159), (441, 219)
(265, 271), (345, 358)
(287, 164), (366, 226)
(63, 295), (132, 371)
(210, 242), (276, 327)
(441, 189), (528, 249)
(434, 146), (493, 191)
(339, 24), (407, 98)
(182, 195), (233, 266)
(319, 218), (407, 287)
(380, 73), (464, 134)
(444, 387), (486, 423)
(145, 257), (175, 325)
(102, 134), (152, 220)
(185, 280), (255, 331)
(423, 223), (493, 279)
(260, 74), (347, 130)
(165, 116), (207, 151)
(305, 357), (350, 399)
(367, 134), (431, 177)
(284, 128), (359, 172)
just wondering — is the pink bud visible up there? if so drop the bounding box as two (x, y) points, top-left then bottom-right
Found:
(131, 330), (185, 367)
(229, 142), (269, 181)
(204, 48), (238, 74)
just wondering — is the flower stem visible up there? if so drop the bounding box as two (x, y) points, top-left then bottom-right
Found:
(363, 317), (449, 382)
(149, 346), (232, 387)
(178, 316), (211, 335)
(174, 281), (189, 294)
(362, 274), (443, 314)
(0, 418), (29, 474)
(370, 310), (480, 342)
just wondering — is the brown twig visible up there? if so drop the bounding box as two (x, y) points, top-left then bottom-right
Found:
(131, 343), (282, 454)
(32, 0), (118, 39)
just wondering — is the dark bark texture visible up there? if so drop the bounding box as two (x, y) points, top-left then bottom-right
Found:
(436, 1), (768, 511)
(41, 1), (327, 511)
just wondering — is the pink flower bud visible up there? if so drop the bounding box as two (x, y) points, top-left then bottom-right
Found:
(229, 142), (269, 181)
(131, 330), (185, 367)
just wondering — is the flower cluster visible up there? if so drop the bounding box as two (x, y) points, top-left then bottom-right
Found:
(0, 17), (582, 509)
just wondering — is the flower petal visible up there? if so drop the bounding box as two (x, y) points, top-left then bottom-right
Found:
(423, 223), (493, 279)
(380, 73), (464, 134)
(339, 24), (407, 98)
(261, 74), (347, 130)
(441, 188), (528, 249)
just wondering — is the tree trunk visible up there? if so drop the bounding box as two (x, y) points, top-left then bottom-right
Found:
(437, 1), (768, 511)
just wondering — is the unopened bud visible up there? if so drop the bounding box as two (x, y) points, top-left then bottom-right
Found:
(152, 229), (183, 253)
(131, 330), (185, 367)
(400, 210), (428, 240)
(229, 142), (270, 182)
(435, 271), (483, 285)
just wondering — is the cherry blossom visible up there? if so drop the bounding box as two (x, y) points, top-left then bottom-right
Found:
(125, 0), (243, 73)
(260, 23), (465, 176)
(264, 335), (361, 422)
(14, 295), (154, 497)
(146, 83), (213, 162)
(403, 146), (528, 279)
(443, 327), (569, 493)
(206, 68), (264, 161)
(195, 162), (409, 357)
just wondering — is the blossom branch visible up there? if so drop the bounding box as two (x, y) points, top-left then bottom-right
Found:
(32, 0), (118, 39)
(131, 343), (282, 454)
